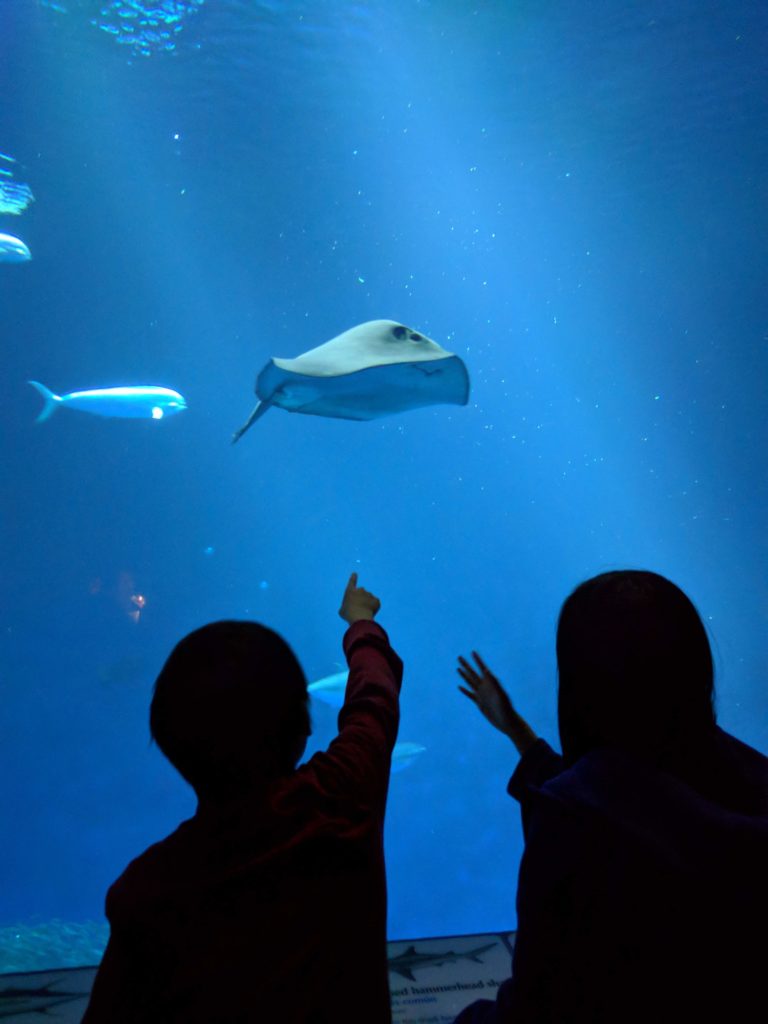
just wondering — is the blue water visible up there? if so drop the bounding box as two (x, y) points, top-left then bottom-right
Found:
(1, 0), (767, 970)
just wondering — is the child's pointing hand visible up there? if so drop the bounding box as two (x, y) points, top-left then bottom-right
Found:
(339, 572), (381, 624)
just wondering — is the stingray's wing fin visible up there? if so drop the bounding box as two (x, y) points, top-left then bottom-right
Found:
(231, 400), (272, 443)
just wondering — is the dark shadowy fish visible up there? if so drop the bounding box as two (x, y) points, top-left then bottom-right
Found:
(232, 319), (470, 442)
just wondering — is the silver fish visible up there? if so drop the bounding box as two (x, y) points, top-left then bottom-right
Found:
(29, 382), (187, 422)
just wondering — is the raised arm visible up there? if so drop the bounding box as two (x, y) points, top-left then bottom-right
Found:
(303, 574), (402, 811)
(457, 651), (538, 756)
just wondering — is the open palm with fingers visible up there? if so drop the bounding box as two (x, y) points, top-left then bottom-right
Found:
(458, 652), (518, 734)
(457, 651), (538, 754)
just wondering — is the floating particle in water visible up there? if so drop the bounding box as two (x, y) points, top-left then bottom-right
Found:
(258, 580), (269, 591)
(203, 545), (215, 556)
(129, 593), (146, 623)
(116, 570), (148, 623)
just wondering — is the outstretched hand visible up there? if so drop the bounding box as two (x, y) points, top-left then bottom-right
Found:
(339, 572), (381, 624)
(458, 651), (538, 755)
(458, 652), (517, 733)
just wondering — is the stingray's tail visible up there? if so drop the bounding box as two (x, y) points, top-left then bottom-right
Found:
(28, 381), (62, 422)
(232, 400), (271, 443)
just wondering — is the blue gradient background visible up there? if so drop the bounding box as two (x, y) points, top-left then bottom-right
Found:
(1, 0), (767, 960)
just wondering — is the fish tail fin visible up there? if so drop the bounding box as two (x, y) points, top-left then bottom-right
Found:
(28, 380), (61, 422)
(232, 400), (271, 443)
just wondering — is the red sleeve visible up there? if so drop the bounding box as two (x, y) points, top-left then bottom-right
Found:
(302, 619), (403, 812)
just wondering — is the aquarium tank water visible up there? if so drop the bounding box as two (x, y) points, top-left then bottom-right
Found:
(1, 0), (767, 973)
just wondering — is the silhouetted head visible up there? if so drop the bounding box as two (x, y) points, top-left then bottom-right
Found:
(150, 621), (310, 800)
(556, 570), (715, 767)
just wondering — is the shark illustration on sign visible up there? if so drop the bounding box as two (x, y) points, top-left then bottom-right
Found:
(0, 979), (90, 1018)
(388, 941), (499, 981)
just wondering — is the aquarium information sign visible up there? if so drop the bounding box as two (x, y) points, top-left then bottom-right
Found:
(0, 931), (515, 1021)
(0, 966), (96, 1022)
(389, 931), (515, 1022)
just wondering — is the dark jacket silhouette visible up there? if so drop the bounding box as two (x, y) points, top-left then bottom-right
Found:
(455, 571), (768, 1023)
(456, 728), (768, 1023)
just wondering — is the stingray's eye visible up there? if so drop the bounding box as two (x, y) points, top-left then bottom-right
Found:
(410, 333), (423, 341)
(391, 325), (408, 339)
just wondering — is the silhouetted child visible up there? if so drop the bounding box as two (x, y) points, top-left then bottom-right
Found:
(454, 570), (768, 1024)
(83, 573), (402, 1024)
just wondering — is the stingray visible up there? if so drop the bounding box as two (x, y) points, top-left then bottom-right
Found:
(232, 319), (470, 442)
